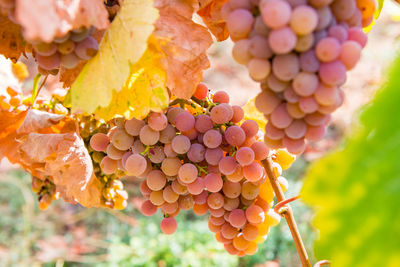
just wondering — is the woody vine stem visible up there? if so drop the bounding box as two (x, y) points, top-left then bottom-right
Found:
(262, 158), (312, 267)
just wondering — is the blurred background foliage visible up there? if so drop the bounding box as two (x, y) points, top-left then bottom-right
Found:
(1, 1), (400, 267)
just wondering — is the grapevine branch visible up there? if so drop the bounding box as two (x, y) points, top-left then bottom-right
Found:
(262, 158), (312, 267)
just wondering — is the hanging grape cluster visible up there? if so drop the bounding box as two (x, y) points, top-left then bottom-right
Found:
(223, 0), (376, 154)
(29, 27), (99, 75)
(88, 84), (296, 256)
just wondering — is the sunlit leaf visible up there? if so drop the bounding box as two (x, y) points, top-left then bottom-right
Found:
(301, 54), (400, 267)
(242, 97), (266, 130)
(70, 0), (158, 117)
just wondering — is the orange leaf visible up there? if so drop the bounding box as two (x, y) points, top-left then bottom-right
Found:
(153, 0), (213, 99)
(17, 109), (65, 134)
(18, 132), (102, 207)
(197, 0), (229, 41)
(0, 14), (26, 62)
(14, 0), (109, 42)
(0, 109), (27, 163)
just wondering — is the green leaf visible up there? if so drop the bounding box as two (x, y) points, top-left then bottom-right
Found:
(70, 0), (159, 118)
(301, 54), (400, 267)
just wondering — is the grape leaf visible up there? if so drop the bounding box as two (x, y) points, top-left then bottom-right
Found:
(14, 0), (109, 42)
(0, 15), (26, 62)
(197, 0), (229, 41)
(70, 0), (159, 118)
(154, 0), (213, 99)
(301, 55), (400, 267)
(19, 132), (102, 208)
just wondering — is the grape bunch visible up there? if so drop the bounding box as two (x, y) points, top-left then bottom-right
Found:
(30, 27), (99, 75)
(89, 83), (296, 256)
(223, 0), (376, 154)
(81, 115), (129, 210)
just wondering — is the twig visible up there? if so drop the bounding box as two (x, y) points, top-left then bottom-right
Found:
(262, 158), (311, 267)
(314, 260), (331, 267)
(274, 195), (301, 215)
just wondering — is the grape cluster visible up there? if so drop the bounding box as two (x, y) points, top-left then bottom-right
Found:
(80, 115), (129, 210)
(30, 27), (99, 75)
(223, 0), (376, 154)
(89, 84), (296, 256)
(31, 176), (58, 210)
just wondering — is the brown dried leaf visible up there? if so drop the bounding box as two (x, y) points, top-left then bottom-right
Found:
(0, 14), (26, 62)
(197, 0), (229, 41)
(17, 109), (65, 134)
(153, 0), (213, 99)
(19, 132), (102, 207)
(15, 0), (109, 42)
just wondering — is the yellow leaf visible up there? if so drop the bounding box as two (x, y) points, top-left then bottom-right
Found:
(94, 38), (169, 121)
(70, 0), (159, 116)
(242, 97), (266, 130)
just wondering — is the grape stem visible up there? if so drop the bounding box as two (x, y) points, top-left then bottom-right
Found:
(273, 195), (301, 215)
(262, 158), (312, 267)
(313, 260), (331, 267)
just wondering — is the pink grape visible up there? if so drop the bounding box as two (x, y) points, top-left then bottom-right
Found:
(315, 6), (333, 31)
(207, 193), (225, 209)
(203, 129), (222, 148)
(178, 163), (198, 184)
(236, 147), (255, 166)
(272, 53), (300, 81)
(221, 223), (238, 239)
(331, 0), (356, 21)
(255, 89), (281, 115)
(347, 27), (368, 48)
(304, 112), (330, 126)
(225, 126), (246, 146)
(299, 50), (320, 73)
(241, 181), (260, 200)
(242, 162), (263, 182)
(260, 0), (292, 29)
(195, 115), (213, 133)
(232, 39), (253, 65)
(171, 135), (191, 154)
(219, 156), (237, 175)
(268, 27), (297, 54)
(205, 147), (224, 165)
(100, 156), (117, 174)
(283, 86), (300, 103)
(187, 143), (206, 163)
(139, 125), (160, 146)
(213, 91), (230, 104)
(36, 53), (61, 70)
(160, 217), (177, 235)
(231, 106), (244, 123)
(299, 97), (319, 114)
(245, 204), (265, 224)
(229, 209), (246, 228)
(285, 119), (307, 139)
(159, 124), (176, 144)
(305, 125), (326, 141)
(141, 200), (158, 216)
(294, 33), (314, 52)
(286, 102), (306, 119)
(125, 117), (145, 136)
(314, 83), (338, 106)
(315, 37), (341, 62)
(319, 60), (347, 86)
(267, 74), (289, 93)
(227, 9), (254, 39)
(292, 72), (319, 97)
(147, 170), (167, 191)
(167, 107), (184, 124)
(249, 35), (273, 59)
(251, 141), (269, 160)
(171, 180), (187, 195)
(187, 178), (204, 195)
(282, 136), (306, 154)
(204, 173), (223, 193)
(193, 190), (208, 204)
(222, 180), (241, 198)
(111, 128), (133, 151)
(161, 157), (181, 176)
(248, 58), (271, 81)
(125, 154), (147, 176)
(210, 104), (232, 124)
(328, 25), (348, 43)
(290, 5), (318, 35)
(148, 112), (168, 131)
(270, 103), (293, 129)
(162, 201), (179, 214)
(241, 120), (259, 138)
(175, 112), (195, 132)
(106, 144), (125, 160)
(224, 197), (240, 211)
(339, 40), (362, 70)
(90, 133), (109, 152)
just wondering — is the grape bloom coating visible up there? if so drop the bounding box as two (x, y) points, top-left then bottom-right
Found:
(223, 0), (376, 154)
(89, 84), (296, 256)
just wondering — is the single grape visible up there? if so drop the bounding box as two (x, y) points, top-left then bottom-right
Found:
(204, 173), (223, 193)
(160, 217), (177, 235)
(171, 135), (191, 154)
(90, 133), (109, 152)
(139, 125), (160, 146)
(75, 36), (99, 60)
(203, 129), (222, 149)
(236, 147), (255, 166)
(178, 163), (198, 184)
(229, 209), (246, 228)
(148, 112), (168, 131)
(175, 111), (195, 132)
(125, 154), (147, 176)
